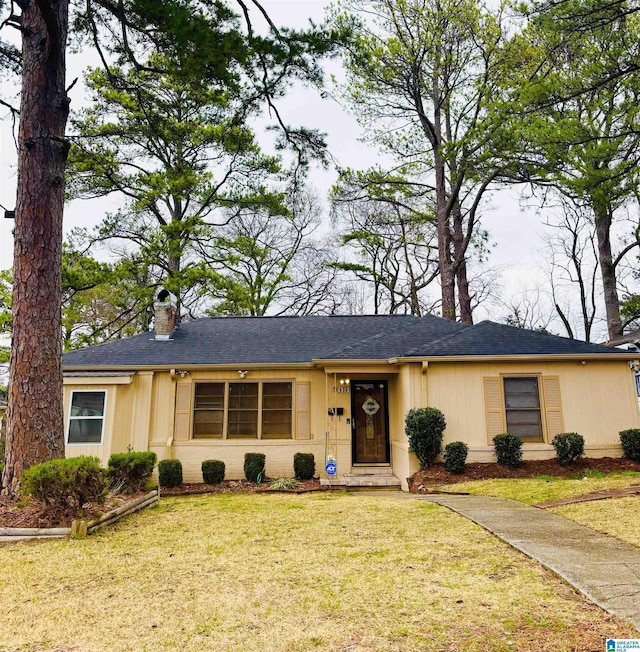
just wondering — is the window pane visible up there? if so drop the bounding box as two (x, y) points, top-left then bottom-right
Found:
(262, 383), (292, 438)
(505, 409), (543, 440)
(262, 410), (292, 437)
(70, 392), (105, 417)
(228, 383), (258, 409)
(262, 382), (292, 410)
(503, 377), (540, 409)
(227, 409), (258, 437)
(68, 418), (103, 444)
(193, 410), (223, 438)
(195, 383), (224, 409)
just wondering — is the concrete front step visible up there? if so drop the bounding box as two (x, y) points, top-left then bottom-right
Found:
(321, 473), (401, 488)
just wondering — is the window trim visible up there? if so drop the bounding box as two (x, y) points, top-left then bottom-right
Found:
(501, 374), (545, 443)
(191, 380), (294, 440)
(66, 389), (107, 446)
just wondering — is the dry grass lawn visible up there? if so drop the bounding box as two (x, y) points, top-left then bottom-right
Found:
(442, 471), (640, 505)
(0, 492), (635, 652)
(551, 494), (640, 547)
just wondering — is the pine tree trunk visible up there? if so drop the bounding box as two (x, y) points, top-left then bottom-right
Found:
(452, 204), (473, 324)
(592, 200), (622, 340)
(1, 0), (70, 495)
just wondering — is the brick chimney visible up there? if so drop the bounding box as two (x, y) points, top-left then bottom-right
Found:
(154, 289), (177, 340)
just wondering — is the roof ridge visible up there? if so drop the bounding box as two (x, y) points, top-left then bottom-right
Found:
(403, 321), (474, 356)
(323, 318), (418, 358)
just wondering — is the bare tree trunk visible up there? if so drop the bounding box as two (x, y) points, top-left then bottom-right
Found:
(434, 151), (455, 320)
(592, 200), (622, 340)
(451, 204), (473, 324)
(2, 0), (70, 495)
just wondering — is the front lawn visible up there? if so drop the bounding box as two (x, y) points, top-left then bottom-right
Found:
(440, 471), (640, 505)
(0, 493), (634, 651)
(551, 495), (640, 547)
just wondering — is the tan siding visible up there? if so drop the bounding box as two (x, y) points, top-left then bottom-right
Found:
(427, 360), (640, 460)
(174, 383), (192, 442)
(130, 371), (154, 451)
(483, 377), (504, 441)
(541, 376), (564, 440)
(111, 384), (134, 453)
(150, 373), (174, 446)
(295, 381), (311, 439)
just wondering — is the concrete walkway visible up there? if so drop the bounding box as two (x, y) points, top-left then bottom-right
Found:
(419, 494), (640, 631)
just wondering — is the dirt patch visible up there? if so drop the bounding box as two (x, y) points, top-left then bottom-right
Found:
(160, 478), (324, 496)
(408, 457), (640, 492)
(0, 491), (148, 529)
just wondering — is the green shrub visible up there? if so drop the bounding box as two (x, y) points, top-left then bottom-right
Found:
(244, 453), (266, 483)
(22, 456), (108, 512)
(405, 407), (446, 468)
(293, 452), (315, 481)
(202, 459), (225, 485)
(493, 433), (523, 468)
(620, 429), (640, 462)
(158, 459), (183, 488)
(551, 432), (585, 465)
(443, 441), (469, 473)
(108, 451), (157, 491)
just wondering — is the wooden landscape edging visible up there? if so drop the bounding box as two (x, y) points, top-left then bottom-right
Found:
(84, 489), (159, 534)
(0, 489), (159, 543)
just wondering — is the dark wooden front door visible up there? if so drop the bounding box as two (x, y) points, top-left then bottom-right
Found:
(352, 381), (390, 464)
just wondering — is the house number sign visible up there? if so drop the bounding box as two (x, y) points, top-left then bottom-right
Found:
(362, 396), (380, 440)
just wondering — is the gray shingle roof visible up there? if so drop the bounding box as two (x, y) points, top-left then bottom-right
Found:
(406, 321), (632, 357)
(62, 315), (631, 369)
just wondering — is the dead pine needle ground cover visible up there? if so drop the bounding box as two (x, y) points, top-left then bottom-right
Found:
(0, 493), (635, 652)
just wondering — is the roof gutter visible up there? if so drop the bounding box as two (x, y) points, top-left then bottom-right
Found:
(394, 353), (637, 363)
(63, 361), (316, 372)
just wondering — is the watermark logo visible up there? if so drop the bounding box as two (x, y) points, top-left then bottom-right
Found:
(607, 640), (640, 652)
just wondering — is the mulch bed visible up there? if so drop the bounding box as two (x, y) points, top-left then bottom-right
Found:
(408, 457), (640, 493)
(0, 480), (323, 530)
(160, 478), (324, 496)
(0, 491), (147, 529)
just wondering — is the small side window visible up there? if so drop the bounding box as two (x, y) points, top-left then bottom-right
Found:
(503, 377), (543, 442)
(67, 391), (106, 444)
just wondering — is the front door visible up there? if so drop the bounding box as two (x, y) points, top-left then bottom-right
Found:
(352, 381), (390, 464)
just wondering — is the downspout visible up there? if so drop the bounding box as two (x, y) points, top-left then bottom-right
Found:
(167, 369), (177, 448)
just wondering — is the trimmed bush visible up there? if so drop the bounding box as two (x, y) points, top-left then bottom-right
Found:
(22, 456), (108, 512)
(158, 459), (183, 488)
(293, 452), (315, 481)
(443, 441), (469, 473)
(552, 432), (585, 466)
(405, 407), (447, 468)
(108, 451), (157, 491)
(244, 453), (266, 483)
(202, 459), (225, 485)
(620, 429), (640, 462)
(493, 433), (523, 468)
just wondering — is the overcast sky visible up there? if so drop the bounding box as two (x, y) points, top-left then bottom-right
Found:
(0, 0), (550, 324)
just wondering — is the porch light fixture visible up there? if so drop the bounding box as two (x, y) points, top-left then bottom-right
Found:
(176, 370), (190, 378)
(339, 378), (350, 386)
(238, 370), (248, 379)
